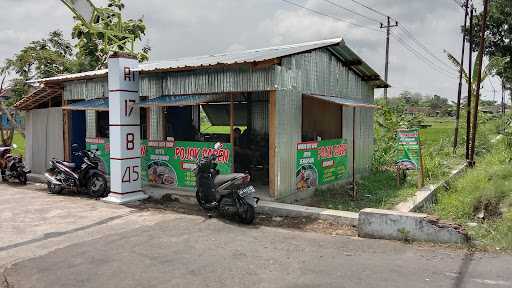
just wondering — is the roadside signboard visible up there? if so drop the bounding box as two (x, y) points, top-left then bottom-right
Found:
(296, 139), (349, 192)
(396, 128), (424, 188)
(396, 128), (422, 171)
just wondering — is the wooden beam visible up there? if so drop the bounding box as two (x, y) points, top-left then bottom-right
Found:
(63, 99), (70, 161)
(352, 107), (357, 199)
(268, 90), (277, 199)
(229, 94), (235, 173)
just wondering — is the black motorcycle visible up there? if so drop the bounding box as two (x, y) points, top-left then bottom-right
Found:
(44, 144), (108, 198)
(0, 144), (30, 185)
(195, 143), (259, 224)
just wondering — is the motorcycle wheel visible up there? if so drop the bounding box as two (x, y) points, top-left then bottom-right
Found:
(196, 189), (210, 210)
(47, 181), (62, 194)
(87, 173), (108, 198)
(17, 173), (27, 185)
(239, 203), (255, 225)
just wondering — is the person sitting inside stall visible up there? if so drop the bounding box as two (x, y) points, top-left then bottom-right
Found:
(234, 128), (252, 173)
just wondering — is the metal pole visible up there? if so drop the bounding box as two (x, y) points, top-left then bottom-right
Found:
(469, 0), (491, 167)
(453, 0), (469, 153)
(465, 6), (474, 161)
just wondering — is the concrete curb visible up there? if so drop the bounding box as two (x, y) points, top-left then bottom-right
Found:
(358, 208), (467, 244)
(394, 162), (468, 212)
(257, 201), (359, 226)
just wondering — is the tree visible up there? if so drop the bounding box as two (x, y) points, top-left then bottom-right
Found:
(430, 95), (449, 111)
(466, 0), (512, 86)
(445, 50), (509, 104)
(71, 0), (150, 70)
(0, 30), (75, 101)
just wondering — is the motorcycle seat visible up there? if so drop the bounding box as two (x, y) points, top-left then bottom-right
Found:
(0, 147), (10, 154)
(57, 161), (77, 169)
(214, 173), (245, 187)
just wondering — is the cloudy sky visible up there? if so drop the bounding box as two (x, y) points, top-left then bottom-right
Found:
(0, 0), (504, 102)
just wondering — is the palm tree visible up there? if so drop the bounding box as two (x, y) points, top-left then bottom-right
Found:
(445, 50), (510, 106)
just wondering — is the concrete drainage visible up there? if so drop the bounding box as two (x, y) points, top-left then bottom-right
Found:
(358, 209), (468, 244)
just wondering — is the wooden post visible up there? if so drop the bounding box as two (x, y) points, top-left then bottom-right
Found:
(417, 134), (425, 188)
(268, 91), (277, 199)
(352, 106), (357, 199)
(229, 94), (235, 172)
(340, 106), (343, 138)
(62, 99), (70, 161)
(468, 0), (490, 167)
(465, 6), (474, 161)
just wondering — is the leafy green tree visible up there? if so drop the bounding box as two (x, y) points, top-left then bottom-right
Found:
(466, 0), (512, 86)
(72, 0), (150, 70)
(0, 30), (75, 101)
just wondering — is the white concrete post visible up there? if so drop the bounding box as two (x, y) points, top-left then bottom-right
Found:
(103, 54), (148, 204)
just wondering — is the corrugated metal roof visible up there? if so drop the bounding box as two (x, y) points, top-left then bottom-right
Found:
(29, 38), (388, 87)
(139, 38), (342, 72)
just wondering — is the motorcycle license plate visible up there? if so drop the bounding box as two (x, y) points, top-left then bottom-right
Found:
(238, 185), (256, 197)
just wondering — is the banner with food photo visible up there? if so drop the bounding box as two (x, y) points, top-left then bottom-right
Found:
(296, 139), (349, 192)
(142, 141), (233, 188)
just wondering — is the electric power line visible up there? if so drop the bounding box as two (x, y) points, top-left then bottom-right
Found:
(392, 31), (458, 79)
(319, 0), (381, 24)
(332, 0), (460, 74)
(347, 0), (394, 20)
(278, 0), (460, 82)
(278, 0), (383, 32)
(399, 26), (459, 73)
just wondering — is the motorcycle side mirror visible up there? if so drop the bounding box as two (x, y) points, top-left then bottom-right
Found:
(214, 142), (222, 150)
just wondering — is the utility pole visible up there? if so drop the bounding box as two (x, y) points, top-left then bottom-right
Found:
(380, 16), (398, 103)
(469, 0), (491, 167)
(465, 6), (474, 161)
(453, 0), (469, 154)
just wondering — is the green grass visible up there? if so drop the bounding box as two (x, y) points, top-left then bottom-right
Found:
(430, 136), (512, 250)
(311, 116), (463, 212)
(12, 132), (25, 156)
(311, 171), (417, 211)
(200, 125), (246, 134)
(420, 117), (455, 147)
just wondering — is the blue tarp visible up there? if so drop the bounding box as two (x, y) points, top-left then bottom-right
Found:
(138, 95), (221, 107)
(63, 98), (109, 111)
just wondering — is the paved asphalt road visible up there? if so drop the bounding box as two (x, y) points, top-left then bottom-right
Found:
(1, 182), (511, 288)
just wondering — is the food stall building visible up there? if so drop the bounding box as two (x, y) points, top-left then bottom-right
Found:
(15, 38), (387, 203)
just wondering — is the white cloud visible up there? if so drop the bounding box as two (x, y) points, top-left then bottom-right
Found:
(0, 0), (504, 102)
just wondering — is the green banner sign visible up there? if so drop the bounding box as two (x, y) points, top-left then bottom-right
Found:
(296, 139), (349, 192)
(396, 128), (421, 171)
(142, 141), (233, 189)
(86, 139), (233, 188)
(86, 138), (110, 175)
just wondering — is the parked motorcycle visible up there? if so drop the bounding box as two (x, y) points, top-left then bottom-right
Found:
(44, 144), (108, 198)
(194, 143), (259, 224)
(0, 144), (30, 185)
